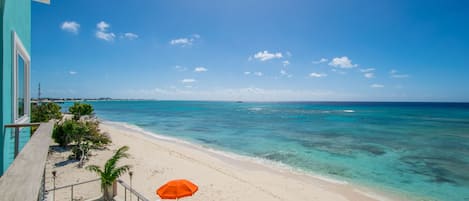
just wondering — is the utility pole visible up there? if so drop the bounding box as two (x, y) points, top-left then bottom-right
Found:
(38, 82), (41, 104)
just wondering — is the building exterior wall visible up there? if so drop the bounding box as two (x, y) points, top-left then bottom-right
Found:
(0, 0), (31, 174)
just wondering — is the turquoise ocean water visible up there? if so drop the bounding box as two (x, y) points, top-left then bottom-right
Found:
(63, 101), (469, 201)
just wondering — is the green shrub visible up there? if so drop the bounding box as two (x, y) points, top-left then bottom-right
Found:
(52, 119), (111, 148)
(83, 121), (111, 147)
(31, 102), (62, 122)
(52, 119), (79, 147)
(69, 102), (94, 120)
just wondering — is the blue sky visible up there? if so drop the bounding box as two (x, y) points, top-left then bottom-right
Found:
(31, 0), (469, 101)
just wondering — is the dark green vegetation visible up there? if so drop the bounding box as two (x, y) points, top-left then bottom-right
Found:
(31, 102), (62, 123)
(69, 102), (94, 120)
(52, 102), (110, 166)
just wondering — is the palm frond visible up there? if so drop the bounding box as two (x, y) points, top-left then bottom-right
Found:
(104, 146), (130, 176)
(110, 165), (131, 180)
(86, 165), (103, 175)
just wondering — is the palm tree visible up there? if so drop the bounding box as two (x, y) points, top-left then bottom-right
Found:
(86, 146), (131, 201)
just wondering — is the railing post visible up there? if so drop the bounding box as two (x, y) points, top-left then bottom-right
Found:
(14, 128), (20, 158)
(124, 188), (127, 201)
(71, 185), (73, 200)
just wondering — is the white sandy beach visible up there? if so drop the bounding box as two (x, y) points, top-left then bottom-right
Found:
(45, 121), (405, 201)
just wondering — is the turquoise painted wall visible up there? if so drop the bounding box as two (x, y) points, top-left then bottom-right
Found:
(0, 0), (31, 174)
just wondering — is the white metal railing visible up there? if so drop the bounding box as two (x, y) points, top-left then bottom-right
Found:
(117, 179), (150, 201)
(45, 178), (101, 201)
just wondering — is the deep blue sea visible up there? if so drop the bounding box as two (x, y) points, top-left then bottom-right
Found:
(63, 101), (469, 201)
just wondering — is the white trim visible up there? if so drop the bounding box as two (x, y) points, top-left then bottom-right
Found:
(12, 31), (31, 123)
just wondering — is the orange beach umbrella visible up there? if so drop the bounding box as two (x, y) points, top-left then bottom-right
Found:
(157, 179), (198, 199)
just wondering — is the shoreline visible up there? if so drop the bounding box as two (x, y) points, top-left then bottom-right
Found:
(100, 120), (409, 201)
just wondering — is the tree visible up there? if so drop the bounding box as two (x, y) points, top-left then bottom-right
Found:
(31, 102), (62, 122)
(53, 119), (111, 166)
(86, 146), (131, 201)
(69, 102), (94, 120)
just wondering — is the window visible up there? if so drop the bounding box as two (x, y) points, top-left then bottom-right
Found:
(12, 32), (30, 123)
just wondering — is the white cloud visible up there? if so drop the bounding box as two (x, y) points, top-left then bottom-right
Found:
(390, 69), (409, 78)
(69, 71), (77, 75)
(309, 72), (327, 78)
(280, 69), (293, 78)
(254, 72), (263, 76)
(181, 79), (196, 83)
(312, 58), (328, 64)
(122, 32), (139, 40)
(360, 68), (375, 73)
(170, 38), (190, 45)
(253, 51), (283, 61)
(96, 32), (116, 41)
(392, 74), (409, 78)
(170, 34), (200, 47)
(282, 60), (290, 67)
(61, 21), (80, 34)
(364, 73), (374, 78)
(194, 67), (208, 72)
(97, 21), (109, 31)
(95, 21), (115, 41)
(244, 71), (264, 77)
(371, 84), (384, 88)
(328, 56), (358, 68)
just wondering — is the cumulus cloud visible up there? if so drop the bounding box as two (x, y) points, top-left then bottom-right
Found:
(244, 71), (263, 76)
(61, 21), (80, 34)
(95, 21), (115, 41)
(360, 68), (375, 73)
(390, 69), (409, 78)
(194, 67), (208, 72)
(371, 84), (384, 88)
(181, 79), (196, 83)
(97, 21), (109, 30)
(69, 71), (77, 75)
(328, 56), (358, 68)
(282, 60), (290, 67)
(254, 72), (263, 76)
(309, 72), (327, 78)
(280, 69), (293, 78)
(364, 73), (374, 78)
(252, 51), (283, 61)
(312, 58), (328, 64)
(122, 32), (139, 40)
(170, 34), (200, 47)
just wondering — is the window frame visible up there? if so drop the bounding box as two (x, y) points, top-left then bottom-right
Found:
(12, 31), (31, 123)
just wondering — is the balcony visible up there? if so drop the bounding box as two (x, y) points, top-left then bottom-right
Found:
(0, 122), (54, 201)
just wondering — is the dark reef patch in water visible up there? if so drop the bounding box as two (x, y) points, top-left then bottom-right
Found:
(352, 144), (386, 156)
(187, 126), (212, 132)
(399, 155), (462, 185)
